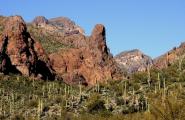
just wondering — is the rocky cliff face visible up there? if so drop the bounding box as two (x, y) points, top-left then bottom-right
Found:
(115, 49), (153, 73)
(49, 24), (122, 85)
(0, 16), (55, 80)
(153, 42), (185, 69)
(31, 17), (123, 85)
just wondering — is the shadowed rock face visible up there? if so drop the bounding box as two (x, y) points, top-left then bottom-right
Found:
(115, 49), (153, 73)
(49, 24), (122, 85)
(0, 16), (55, 80)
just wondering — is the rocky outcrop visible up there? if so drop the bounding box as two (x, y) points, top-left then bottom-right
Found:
(0, 16), (55, 80)
(153, 42), (185, 69)
(49, 24), (122, 85)
(115, 49), (153, 73)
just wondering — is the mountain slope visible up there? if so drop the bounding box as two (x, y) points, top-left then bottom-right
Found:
(153, 42), (185, 69)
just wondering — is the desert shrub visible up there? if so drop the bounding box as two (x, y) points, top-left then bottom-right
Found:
(132, 72), (148, 84)
(27, 99), (38, 108)
(86, 93), (106, 113)
(150, 97), (185, 120)
(87, 99), (105, 113)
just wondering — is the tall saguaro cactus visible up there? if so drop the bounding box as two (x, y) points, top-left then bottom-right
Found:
(157, 72), (160, 90)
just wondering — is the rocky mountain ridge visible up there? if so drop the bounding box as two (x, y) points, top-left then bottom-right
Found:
(0, 15), (122, 85)
(115, 42), (185, 73)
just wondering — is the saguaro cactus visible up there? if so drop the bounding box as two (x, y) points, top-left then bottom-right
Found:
(157, 72), (161, 90)
(147, 64), (151, 87)
(163, 78), (166, 100)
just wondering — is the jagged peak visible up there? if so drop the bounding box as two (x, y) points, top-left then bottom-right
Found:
(91, 24), (105, 37)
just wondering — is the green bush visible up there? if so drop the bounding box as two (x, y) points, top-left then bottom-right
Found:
(86, 93), (106, 113)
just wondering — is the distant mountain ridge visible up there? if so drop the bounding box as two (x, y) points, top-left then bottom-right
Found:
(32, 16), (84, 35)
(115, 42), (185, 73)
(114, 49), (153, 73)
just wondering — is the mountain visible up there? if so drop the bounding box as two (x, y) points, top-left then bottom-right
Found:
(0, 15), (123, 85)
(115, 42), (185, 73)
(153, 42), (185, 69)
(114, 49), (153, 73)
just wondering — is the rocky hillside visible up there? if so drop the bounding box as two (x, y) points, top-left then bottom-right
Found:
(153, 42), (185, 69)
(0, 15), (123, 85)
(27, 16), (85, 54)
(115, 49), (153, 73)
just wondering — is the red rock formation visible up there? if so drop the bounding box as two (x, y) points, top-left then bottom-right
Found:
(0, 16), (55, 80)
(0, 15), (122, 85)
(49, 24), (122, 85)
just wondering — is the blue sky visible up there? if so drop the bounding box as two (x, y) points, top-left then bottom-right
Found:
(0, 0), (185, 58)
